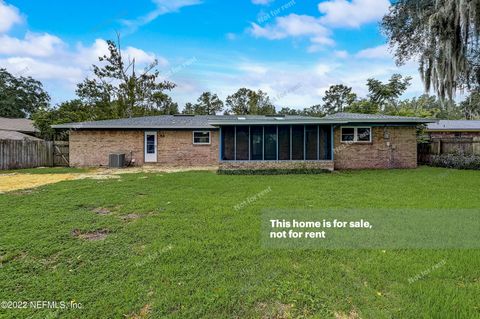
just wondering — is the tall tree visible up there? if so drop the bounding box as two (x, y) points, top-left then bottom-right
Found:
(322, 84), (357, 114)
(302, 104), (324, 117)
(0, 68), (50, 118)
(226, 88), (275, 115)
(182, 102), (195, 114)
(366, 74), (411, 112)
(76, 35), (176, 118)
(382, 0), (480, 100)
(460, 91), (480, 119)
(32, 100), (94, 140)
(193, 92), (224, 115)
(278, 107), (300, 115)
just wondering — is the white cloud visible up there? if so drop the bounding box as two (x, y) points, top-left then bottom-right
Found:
(252, 0), (274, 4)
(239, 63), (268, 75)
(250, 14), (334, 46)
(334, 50), (349, 58)
(0, 57), (83, 83)
(318, 0), (390, 28)
(0, 32), (63, 57)
(0, 0), (22, 33)
(356, 44), (391, 59)
(122, 0), (202, 33)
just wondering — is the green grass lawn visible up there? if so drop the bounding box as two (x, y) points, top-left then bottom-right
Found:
(0, 167), (479, 318)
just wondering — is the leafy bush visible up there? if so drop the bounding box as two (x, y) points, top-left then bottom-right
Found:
(217, 168), (332, 175)
(430, 153), (480, 170)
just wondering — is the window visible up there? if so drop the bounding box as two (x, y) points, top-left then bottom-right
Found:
(341, 127), (355, 142)
(193, 131), (210, 144)
(146, 134), (156, 154)
(341, 127), (372, 143)
(357, 128), (371, 142)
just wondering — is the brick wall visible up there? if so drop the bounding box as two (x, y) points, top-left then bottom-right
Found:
(70, 130), (144, 167)
(333, 126), (417, 170)
(69, 130), (219, 167)
(157, 130), (219, 166)
(219, 160), (334, 171)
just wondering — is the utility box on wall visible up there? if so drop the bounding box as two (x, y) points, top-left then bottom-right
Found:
(109, 153), (125, 168)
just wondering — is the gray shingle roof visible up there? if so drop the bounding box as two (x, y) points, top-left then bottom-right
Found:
(323, 112), (433, 122)
(0, 130), (42, 140)
(0, 117), (37, 133)
(427, 120), (480, 131)
(52, 113), (435, 130)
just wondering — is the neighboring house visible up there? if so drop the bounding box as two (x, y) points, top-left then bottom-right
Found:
(426, 120), (480, 138)
(425, 120), (480, 155)
(52, 112), (434, 170)
(0, 117), (42, 141)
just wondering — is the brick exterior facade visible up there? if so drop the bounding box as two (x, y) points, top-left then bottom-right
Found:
(69, 130), (219, 167)
(69, 126), (418, 170)
(333, 126), (417, 170)
(219, 160), (334, 171)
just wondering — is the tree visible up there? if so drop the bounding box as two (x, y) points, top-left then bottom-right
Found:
(460, 91), (480, 119)
(0, 68), (50, 118)
(382, 0), (480, 100)
(346, 99), (379, 114)
(322, 84), (357, 114)
(193, 92), (224, 115)
(182, 102), (195, 114)
(278, 107), (300, 115)
(32, 100), (95, 140)
(226, 88), (275, 115)
(76, 35), (176, 118)
(302, 104), (324, 117)
(366, 74), (411, 112)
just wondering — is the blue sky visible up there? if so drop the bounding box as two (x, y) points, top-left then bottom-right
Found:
(0, 0), (423, 110)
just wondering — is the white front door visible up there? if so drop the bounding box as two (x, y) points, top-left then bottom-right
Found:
(144, 131), (157, 163)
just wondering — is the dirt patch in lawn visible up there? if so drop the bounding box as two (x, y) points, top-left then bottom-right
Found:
(121, 213), (141, 221)
(71, 229), (109, 241)
(127, 304), (152, 319)
(334, 309), (361, 319)
(92, 207), (111, 215)
(255, 301), (293, 319)
(0, 166), (216, 193)
(0, 173), (77, 193)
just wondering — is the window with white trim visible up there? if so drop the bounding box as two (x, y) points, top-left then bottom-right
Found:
(193, 131), (210, 144)
(341, 127), (372, 143)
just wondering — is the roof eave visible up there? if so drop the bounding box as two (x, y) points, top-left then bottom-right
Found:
(51, 125), (216, 129)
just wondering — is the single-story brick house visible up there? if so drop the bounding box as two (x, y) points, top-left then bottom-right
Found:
(52, 112), (435, 170)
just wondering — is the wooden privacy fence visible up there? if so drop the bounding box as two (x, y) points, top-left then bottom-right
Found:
(0, 140), (69, 170)
(418, 137), (480, 164)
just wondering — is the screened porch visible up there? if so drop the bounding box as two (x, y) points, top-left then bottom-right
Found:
(220, 125), (333, 161)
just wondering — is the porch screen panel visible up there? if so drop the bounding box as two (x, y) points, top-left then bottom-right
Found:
(222, 126), (235, 160)
(305, 125), (318, 160)
(264, 125), (277, 160)
(278, 126), (290, 160)
(291, 125), (304, 160)
(319, 126), (331, 160)
(236, 126), (249, 160)
(250, 126), (263, 160)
